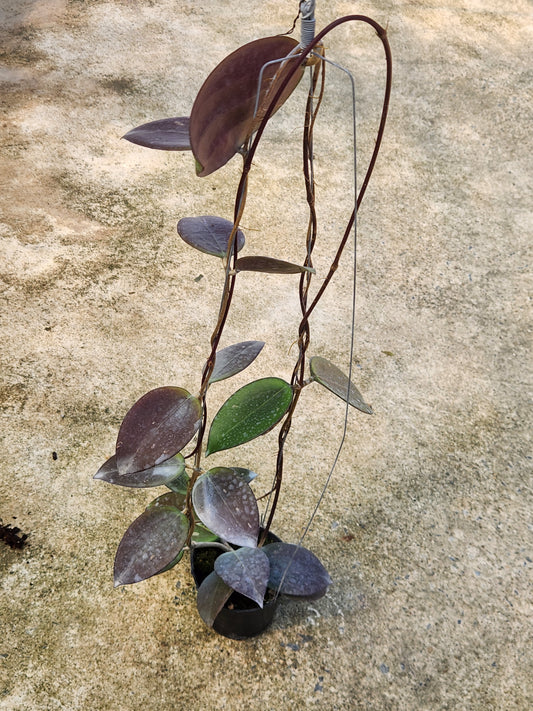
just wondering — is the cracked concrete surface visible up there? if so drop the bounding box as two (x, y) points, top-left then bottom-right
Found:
(0, 1), (531, 709)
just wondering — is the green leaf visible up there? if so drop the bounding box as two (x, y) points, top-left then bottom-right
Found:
(206, 377), (293, 456)
(309, 356), (373, 414)
(209, 340), (265, 383)
(191, 522), (219, 544)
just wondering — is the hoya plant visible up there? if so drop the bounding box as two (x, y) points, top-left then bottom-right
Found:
(94, 2), (391, 637)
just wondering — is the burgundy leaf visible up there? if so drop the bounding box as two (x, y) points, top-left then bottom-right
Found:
(123, 116), (191, 150)
(234, 256), (315, 275)
(196, 571), (233, 628)
(192, 468), (260, 548)
(264, 542), (332, 599)
(209, 340), (265, 383)
(146, 490), (186, 511)
(177, 216), (245, 258)
(190, 36), (304, 176)
(94, 452), (186, 489)
(214, 547), (270, 608)
(113, 506), (188, 586)
(116, 387), (202, 476)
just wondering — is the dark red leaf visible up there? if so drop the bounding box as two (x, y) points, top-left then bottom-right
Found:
(234, 256), (315, 274)
(264, 542), (331, 599)
(94, 453), (186, 489)
(196, 571), (233, 628)
(192, 468), (260, 548)
(190, 36), (304, 176)
(116, 387), (202, 475)
(214, 547), (270, 608)
(209, 340), (265, 383)
(123, 117), (191, 151)
(113, 506), (188, 586)
(177, 216), (245, 258)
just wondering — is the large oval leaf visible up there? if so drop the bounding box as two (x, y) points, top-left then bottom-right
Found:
(196, 571), (233, 628)
(264, 542), (332, 599)
(94, 452), (186, 489)
(214, 547), (270, 608)
(116, 387), (202, 475)
(209, 340), (265, 383)
(206, 377), (292, 456)
(177, 216), (245, 258)
(113, 506), (188, 586)
(190, 36), (304, 176)
(123, 117), (191, 151)
(309, 356), (373, 414)
(192, 468), (259, 548)
(234, 256), (315, 275)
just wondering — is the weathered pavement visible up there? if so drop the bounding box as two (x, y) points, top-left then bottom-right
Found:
(0, 1), (531, 709)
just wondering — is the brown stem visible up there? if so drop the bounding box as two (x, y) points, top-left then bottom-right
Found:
(260, 16), (392, 537)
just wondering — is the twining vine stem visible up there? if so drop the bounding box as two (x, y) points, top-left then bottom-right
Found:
(185, 15), (392, 545)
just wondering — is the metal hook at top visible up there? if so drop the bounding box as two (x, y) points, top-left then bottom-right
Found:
(299, 0), (316, 48)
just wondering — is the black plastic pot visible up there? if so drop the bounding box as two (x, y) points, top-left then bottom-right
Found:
(190, 530), (281, 640)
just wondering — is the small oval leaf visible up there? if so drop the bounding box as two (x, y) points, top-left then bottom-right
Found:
(123, 117), (191, 151)
(113, 507), (188, 586)
(214, 547), (270, 608)
(191, 522), (219, 544)
(235, 256), (315, 275)
(264, 542), (332, 599)
(146, 490), (186, 511)
(94, 453), (186, 489)
(177, 216), (245, 258)
(196, 571), (233, 628)
(206, 377), (292, 456)
(116, 387), (202, 475)
(209, 340), (265, 383)
(192, 468), (260, 548)
(190, 36), (304, 176)
(309, 356), (373, 414)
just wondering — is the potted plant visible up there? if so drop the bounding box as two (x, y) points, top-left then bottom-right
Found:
(94, 3), (391, 639)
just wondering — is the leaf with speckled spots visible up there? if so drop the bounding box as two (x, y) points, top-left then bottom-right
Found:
(192, 468), (260, 548)
(214, 547), (270, 608)
(113, 506), (188, 587)
(309, 356), (373, 414)
(206, 377), (292, 456)
(208, 340), (265, 383)
(264, 542), (332, 599)
(116, 387), (202, 475)
(94, 452), (187, 489)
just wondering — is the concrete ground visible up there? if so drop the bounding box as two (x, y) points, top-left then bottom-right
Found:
(0, 1), (531, 709)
